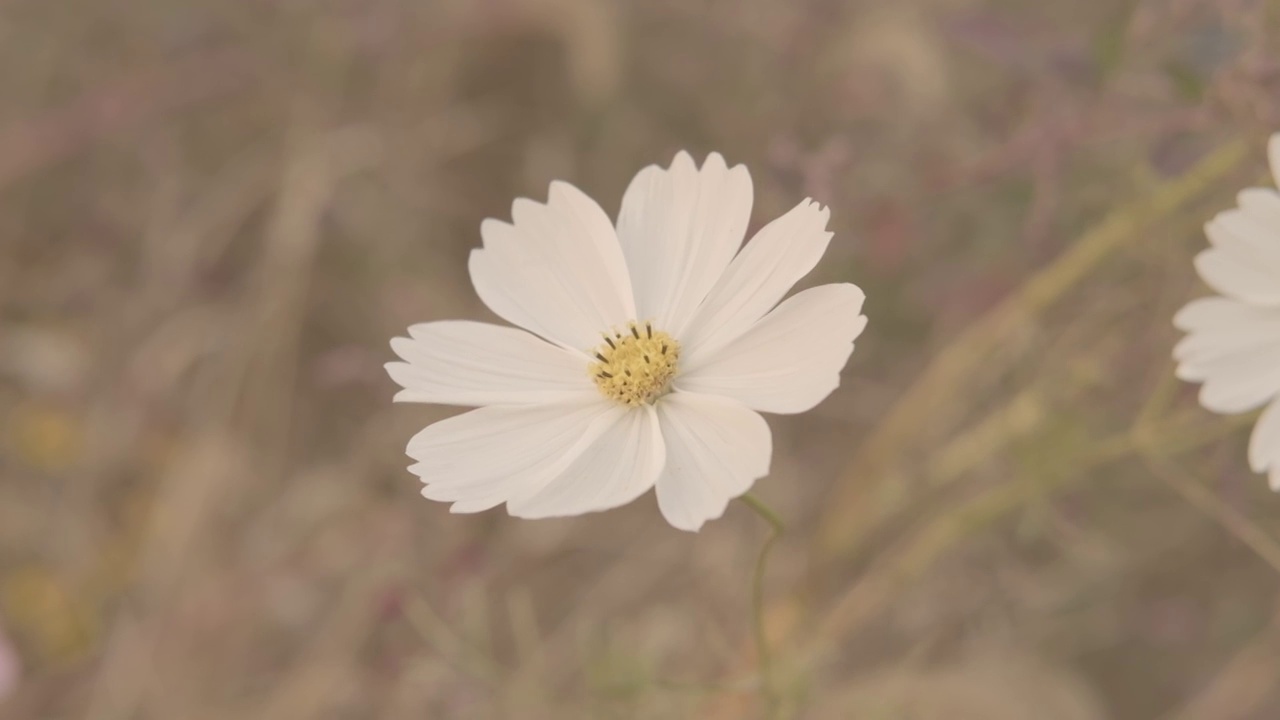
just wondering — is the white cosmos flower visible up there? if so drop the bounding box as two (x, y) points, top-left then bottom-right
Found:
(1174, 133), (1280, 491)
(386, 152), (867, 531)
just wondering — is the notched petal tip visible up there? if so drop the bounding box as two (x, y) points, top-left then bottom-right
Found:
(1173, 361), (1206, 383)
(479, 216), (511, 231)
(390, 389), (418, 403)
(1171, 297), (1220, 331)
(669, 150), (697, 174)
(479, 217), (512, 241)
(510, 196), (541, 222)
(838, 280), (868, 310)
(448, 499), (496, 515)
(388, 336), (417, 361)
(701, 151), (728, 171)
(1190, 248), (1219, 280)
(796, 197), (829, 218)
(546, 179), (591, 206)
(385, 359), (410, 381)
(1171, 335), (1195, 362)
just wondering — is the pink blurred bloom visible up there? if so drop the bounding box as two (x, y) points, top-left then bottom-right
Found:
(0, 621), (19, 702)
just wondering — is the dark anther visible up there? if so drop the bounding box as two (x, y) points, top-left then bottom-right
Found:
(631, 326), (640, 339)
(643, 354), (651, 363)
(595, 352), (607, 362)
(604, 336), (616, 349)
(625, 369), (632, 376)
(646, 323), (653, 338)
(661, 343), (668, 353)
(599, 371), (613, 378)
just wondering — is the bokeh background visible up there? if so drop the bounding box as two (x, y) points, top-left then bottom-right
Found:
(3, 0), (1280, 717)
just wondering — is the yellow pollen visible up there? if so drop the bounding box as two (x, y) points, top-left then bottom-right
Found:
(589, 321), (680, 406)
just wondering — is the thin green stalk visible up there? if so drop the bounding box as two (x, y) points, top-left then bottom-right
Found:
(740, 490), (786, 716)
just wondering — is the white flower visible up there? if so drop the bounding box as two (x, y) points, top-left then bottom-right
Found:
(386, 152), (867, 531)
(1174, 133), (1280, 490)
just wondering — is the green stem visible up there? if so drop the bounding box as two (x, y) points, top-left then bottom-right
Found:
(740, 491), (785, 716)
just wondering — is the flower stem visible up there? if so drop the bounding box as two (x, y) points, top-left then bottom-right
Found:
(739, 490), (785, 715)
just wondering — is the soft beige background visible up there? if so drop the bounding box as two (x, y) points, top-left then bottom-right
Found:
(2, 0), (1280, 718)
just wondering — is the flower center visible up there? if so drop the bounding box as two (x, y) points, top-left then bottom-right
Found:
(590, 321), (680, 407)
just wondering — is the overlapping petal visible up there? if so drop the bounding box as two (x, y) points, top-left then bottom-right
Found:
(409, 400), (619, 513)
(679, 199), (834, 362)
(469, 181), (636, 351)
(678, 283), (866, 414)
(615, 152), (753, 334)
(507, 406), (665, 519)
(653, 392), (771, 532)
(387, 321), (596, 407)
(1249, 400), (1280, 485)
(1195, 204), (1280, 305)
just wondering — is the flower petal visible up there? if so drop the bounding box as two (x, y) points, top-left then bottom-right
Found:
(1173, 296), (1280, 412)
(1173, 299), (1280, 373)
(1195, 207), (1280, 305)
(1192, 250), (1279, 307)
(1173, 296), (1255, 332)
(678, 199), (833, 361)
(507, 405), (664, 519)
(653, 392), (771, 532)
(386, 321), (596, 407)
(469, 181), (636, 351)
(615, 152), (753, 334)
(407, 400), (620, 513)
(1237, 188), (1280, 229)
(1190, 343), (1280, 414)
(677, 283), (865, 414)
(1249, 399), (1280, 475)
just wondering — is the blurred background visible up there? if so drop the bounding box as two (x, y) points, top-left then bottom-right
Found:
(3, 0), (1280, 717)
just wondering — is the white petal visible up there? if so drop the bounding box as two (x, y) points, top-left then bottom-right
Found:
(1195, 348), (1280, 414)
(677, 284), (865, 414)
(507, 405), (664, 519)
(1173, 296), (1238, 332)
(1195, 209), (1280, 304)
(1173, 298), (1280, 367)
(615, 152), (753, 333)
(1249, 400), (1280, 474)
(678, 199), (833, 360)
(468, 250), (567, 348)
(407, 400), (620, 513)
(386, 321), (596, 407)
(653, 392), (772, 532)
(1193, 248), (1280, 306)
(1237, 188), (1280, 230)
(1172, 295), (1280, 411)
(468, 181), (635, 351)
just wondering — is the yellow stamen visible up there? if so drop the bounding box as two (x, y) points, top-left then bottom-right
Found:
(589, 321), (680, 406)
